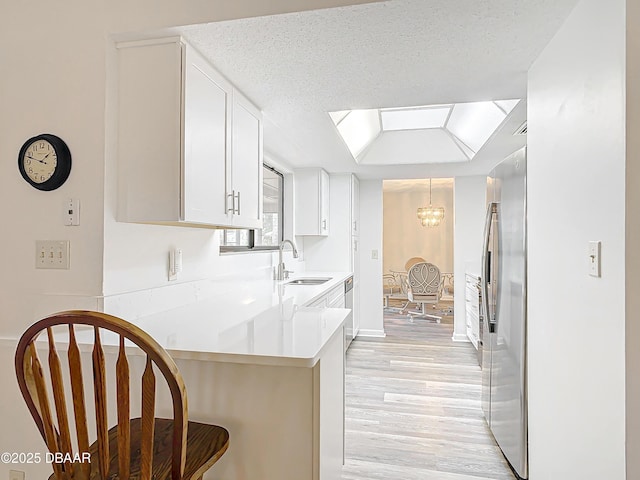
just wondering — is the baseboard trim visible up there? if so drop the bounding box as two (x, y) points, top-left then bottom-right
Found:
(452, 333), (470, 343)
(356, 329), (386, 338)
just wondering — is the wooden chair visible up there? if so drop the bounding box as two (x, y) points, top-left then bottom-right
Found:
(15, 310), (229, 480)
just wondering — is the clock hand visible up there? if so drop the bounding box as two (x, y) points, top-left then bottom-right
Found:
(26, 154), (47, 165)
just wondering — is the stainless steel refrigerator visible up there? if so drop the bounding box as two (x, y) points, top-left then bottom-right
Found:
(481, 147), (527, 479)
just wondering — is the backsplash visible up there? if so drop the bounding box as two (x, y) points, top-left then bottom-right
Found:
(103, 251), (304, 321)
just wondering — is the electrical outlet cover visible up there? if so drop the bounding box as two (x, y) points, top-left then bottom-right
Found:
(9, 470), (25, 480)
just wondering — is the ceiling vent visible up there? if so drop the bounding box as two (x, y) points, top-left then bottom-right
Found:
(514, 122), (527, 136)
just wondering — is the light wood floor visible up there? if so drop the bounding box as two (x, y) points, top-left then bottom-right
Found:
(341, 308), (516, 480)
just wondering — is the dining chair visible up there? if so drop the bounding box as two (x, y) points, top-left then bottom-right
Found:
(383, 271), (411, 311)
(404, 257), (426, 271)
(405, 262), (442, 323)
(15, 310), (229, 480)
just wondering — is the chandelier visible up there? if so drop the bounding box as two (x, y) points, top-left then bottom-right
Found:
(417, 178), (445, 227)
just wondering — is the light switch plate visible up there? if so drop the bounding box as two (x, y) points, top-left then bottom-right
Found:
(588, 241), (601, 277)
(36, 240), (70, 269)
(64, 198), (80, 226)
(168, 248), (182, 281)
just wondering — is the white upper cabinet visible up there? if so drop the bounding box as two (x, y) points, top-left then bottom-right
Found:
(230, 93), (263, 229)
(117, 37), (262, 229)
(294, 168), (330, 236)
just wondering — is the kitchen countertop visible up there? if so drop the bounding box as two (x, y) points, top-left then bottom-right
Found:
(62, 271), (353, 368)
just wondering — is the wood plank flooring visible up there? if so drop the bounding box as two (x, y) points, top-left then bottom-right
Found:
(341, 309), (516, 480)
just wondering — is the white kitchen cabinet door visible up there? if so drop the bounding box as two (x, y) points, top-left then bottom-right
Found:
(295, 168), (330, 236)
(351, 236), (360, 276)
(351, 175), (360, 236)
(230, 92), (263, 229)
(351, 238), (360, 339)
(320, 169), (330, 235)
(306, 284), (344, 308)
(183, 45), (231, 225)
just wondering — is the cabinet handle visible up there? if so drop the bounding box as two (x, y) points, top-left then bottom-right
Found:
(353, 220), (357, 231)
(227, 191), (240, 215)
(322, 219), (327, 230)
(227, 190), (235, 214)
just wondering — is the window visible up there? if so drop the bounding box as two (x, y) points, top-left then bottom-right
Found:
(220, 164), (284, 251)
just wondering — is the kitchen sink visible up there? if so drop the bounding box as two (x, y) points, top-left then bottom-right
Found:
(285, 277), (331, 285)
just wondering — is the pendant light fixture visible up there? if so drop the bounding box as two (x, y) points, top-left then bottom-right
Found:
(417, 178), (445, 227)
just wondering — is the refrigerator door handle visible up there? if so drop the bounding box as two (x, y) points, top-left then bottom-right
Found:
(481, 203), (498, 333)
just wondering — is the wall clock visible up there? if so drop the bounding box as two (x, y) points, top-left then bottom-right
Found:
(18, 134), (72, 191)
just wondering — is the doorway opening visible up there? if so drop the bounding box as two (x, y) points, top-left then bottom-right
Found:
(382, 178), (455, 321)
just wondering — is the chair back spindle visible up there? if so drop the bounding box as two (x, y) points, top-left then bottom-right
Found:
(140, 356), (156, 480)
(29, 344), (65, 479)
(67, 325), (90, 480)
(116, 335), (131, 479)
(46, 328), (73, 479)
(92, 327), (109, 479)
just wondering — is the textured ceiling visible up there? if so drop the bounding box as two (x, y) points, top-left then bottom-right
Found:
(178, 0), (578, 178)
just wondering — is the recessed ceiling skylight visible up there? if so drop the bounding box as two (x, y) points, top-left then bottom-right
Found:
(380, 106), (451, 131)
(447, 101), (507, 153)
(328, 99), (521, 164)
(494, 99), (520, 114)
(328, 110), (350, 125)
(335, 109), (381, 159)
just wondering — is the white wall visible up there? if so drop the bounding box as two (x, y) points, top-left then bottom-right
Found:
(527, 0), (626, 477)
(358, 180), (384, 336)
(0, 2), (108, 339)
(383, 183), (454, 273)
(452, 176), (487, 341)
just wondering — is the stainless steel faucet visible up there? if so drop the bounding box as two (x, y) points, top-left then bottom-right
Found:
(276, 239), (299, 280)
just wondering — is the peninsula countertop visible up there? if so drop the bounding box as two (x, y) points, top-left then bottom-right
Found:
(101, 271), (353, 368)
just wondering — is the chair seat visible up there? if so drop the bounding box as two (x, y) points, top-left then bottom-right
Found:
(49, 418), (229, 480)
(408, 293), (438, 302)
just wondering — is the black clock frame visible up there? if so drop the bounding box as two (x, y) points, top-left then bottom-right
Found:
(18, 133), (72, 191)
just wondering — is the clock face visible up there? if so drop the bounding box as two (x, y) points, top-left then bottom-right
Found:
(18, 134), (71, 191)
(23, 139), (58, 184)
